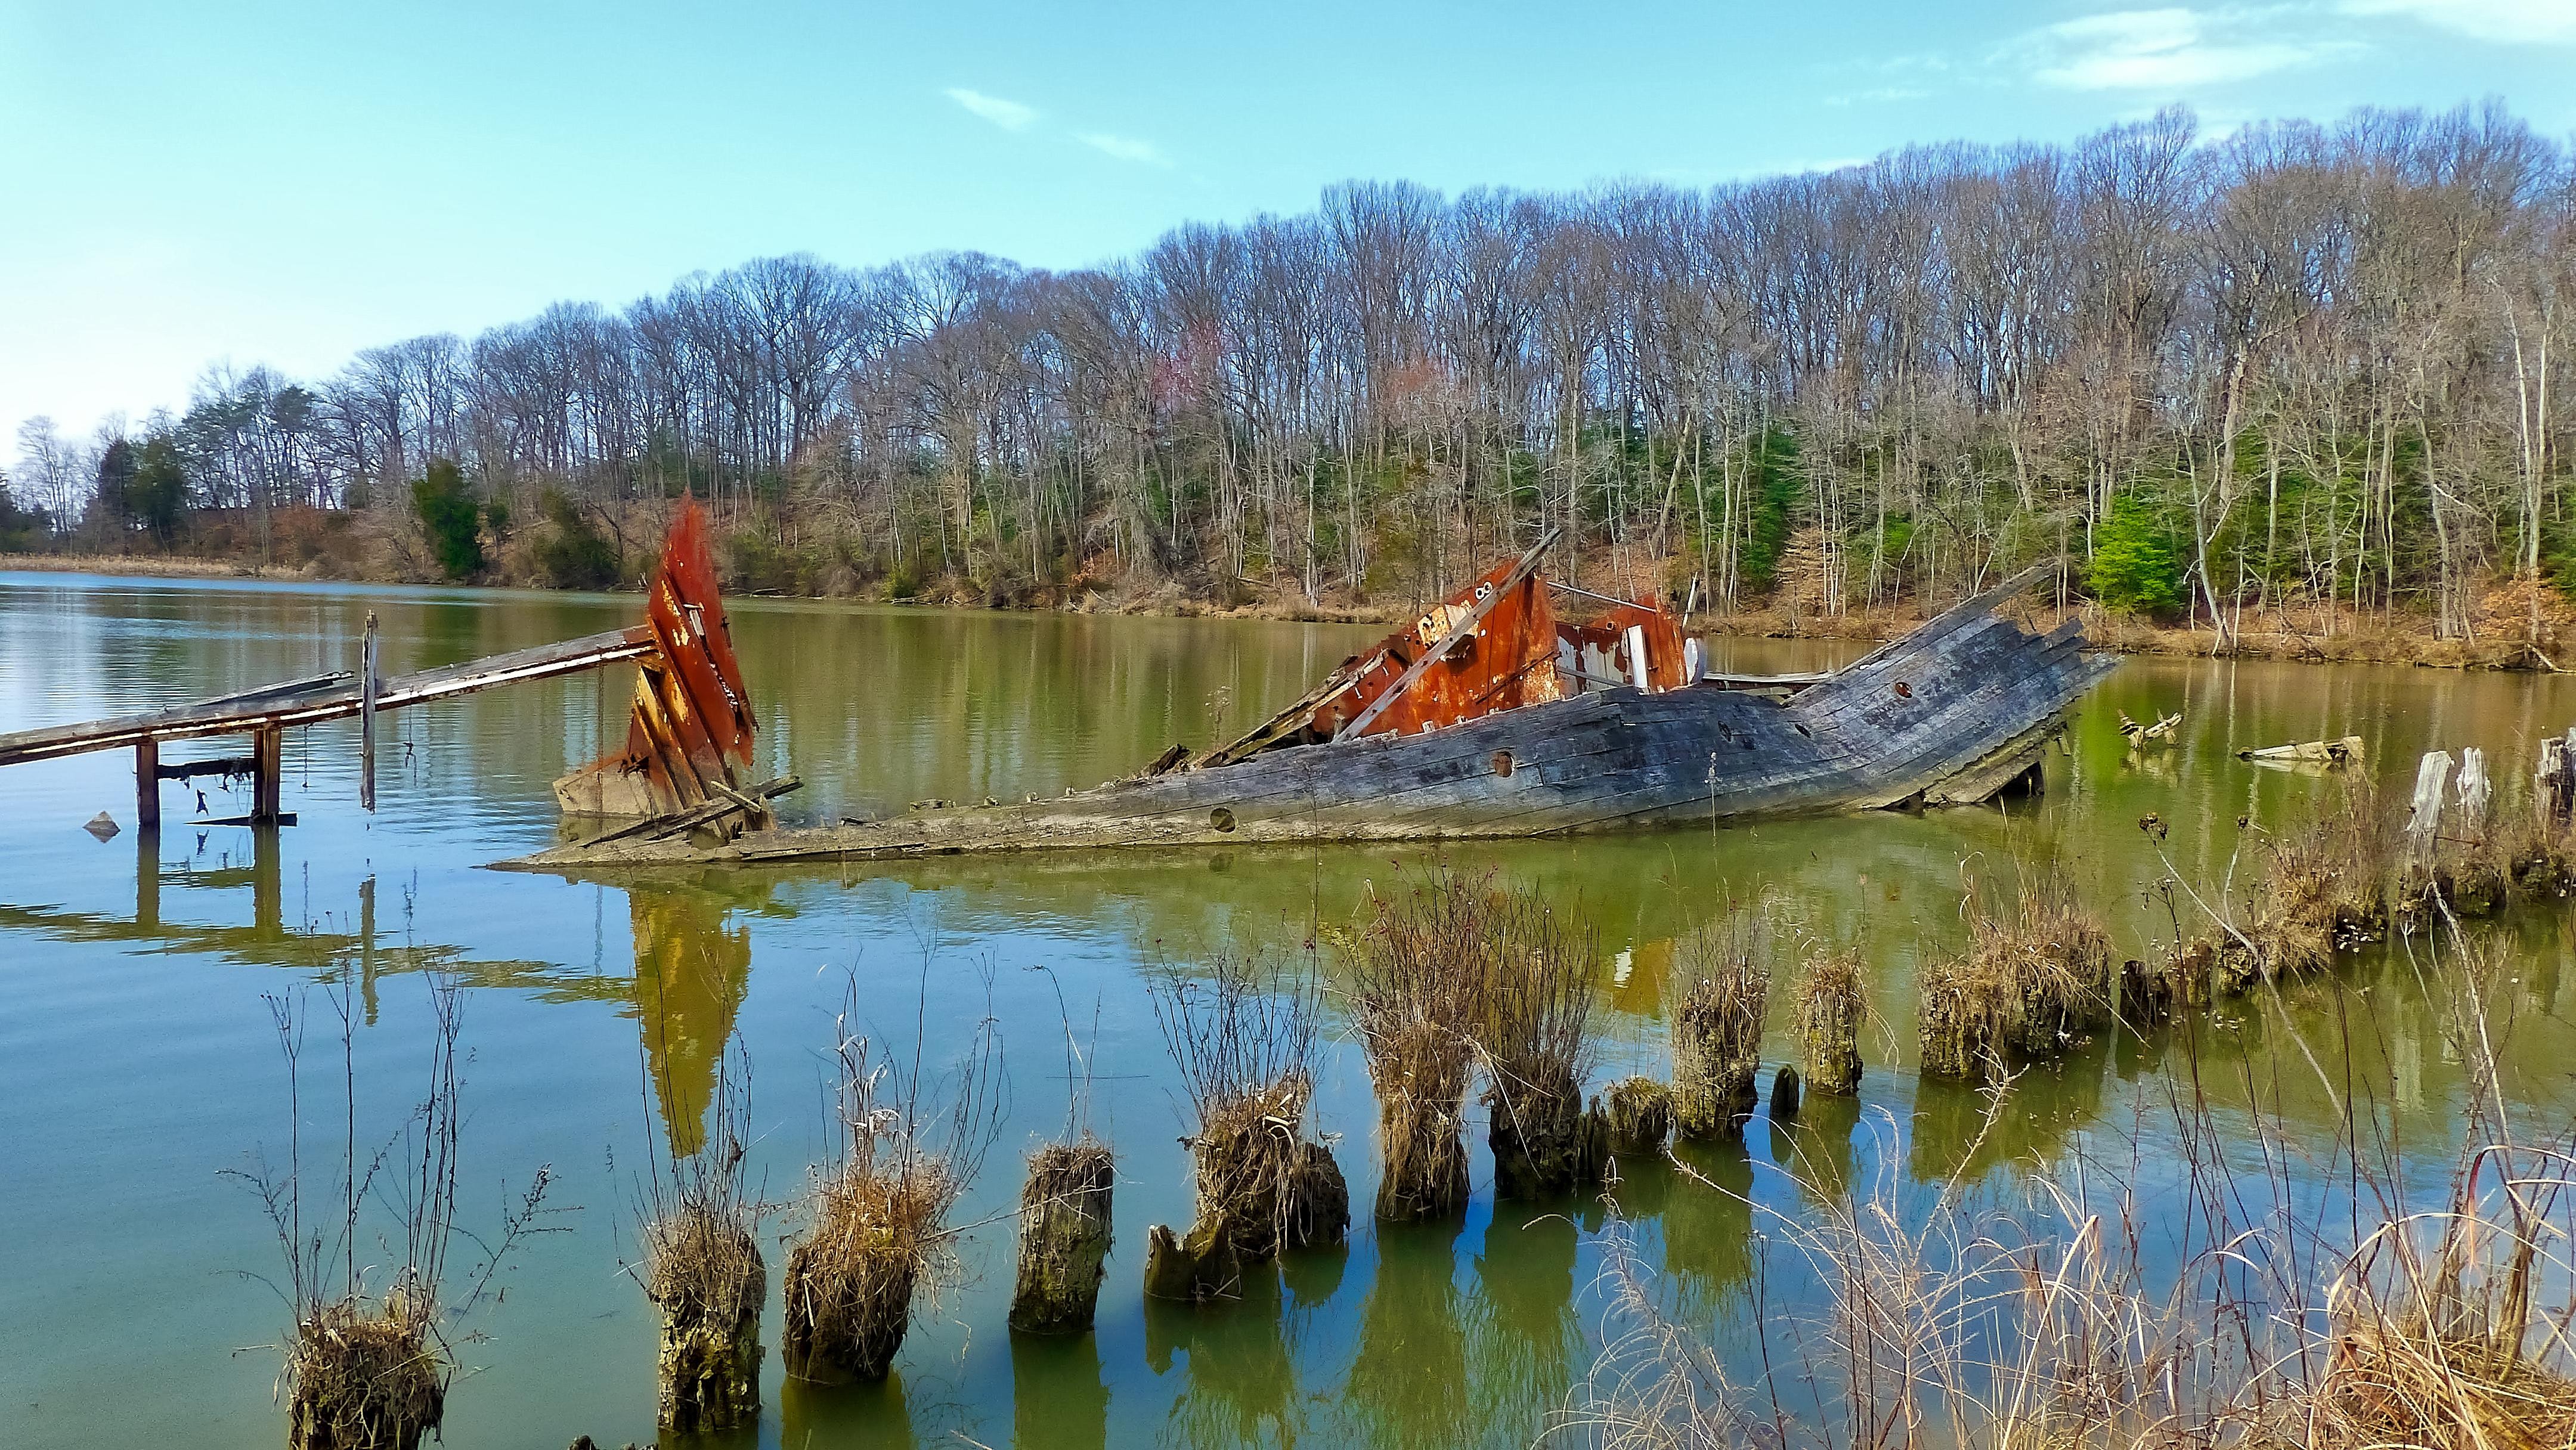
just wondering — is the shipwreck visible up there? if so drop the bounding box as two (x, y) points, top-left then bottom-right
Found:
(505, 526), (2113, 873)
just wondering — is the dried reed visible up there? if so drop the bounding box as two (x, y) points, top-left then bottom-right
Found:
(636, 1041), (764, 1432)
(1145, 952), (1346, 1300)
(1917, 863), (2113, 1080)
(1558, 922), (2576, 1450)
(1670, 909), (1769, 1139)
(782, 968), (1002, 1383)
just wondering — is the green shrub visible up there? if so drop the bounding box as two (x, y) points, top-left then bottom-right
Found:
(532, 489), (620, 589)
(411, 459), (485, 579)
(2088, 491), (2187, 618)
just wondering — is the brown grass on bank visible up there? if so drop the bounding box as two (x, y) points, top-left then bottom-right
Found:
(1145, 952), (1347, 1300)
(637, 1042), (764, 1432)
(1668, 907), (1772, 1141)
(1558, 922), (2576, 1450)
(781, 970), (1001, 1384)
(1789, 949), (1866, 1096)
(1918, 863), (2113, 1080)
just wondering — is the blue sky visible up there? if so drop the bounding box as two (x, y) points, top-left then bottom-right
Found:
(3, 0), (2571, 452)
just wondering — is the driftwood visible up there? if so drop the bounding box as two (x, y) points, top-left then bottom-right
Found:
(504, 568), (2111, 874)
(2241, 736), (2367, 766)
(2119, 710), (2181, 745)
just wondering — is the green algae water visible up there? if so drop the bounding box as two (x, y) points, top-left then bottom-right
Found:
(2, 571), (2572, 1448)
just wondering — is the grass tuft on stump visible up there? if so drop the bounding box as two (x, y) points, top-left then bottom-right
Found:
(782, 971), (1001, 1384)
(1145, 953), (1346, 1300)
(1918, 865), (2113, 1080)
(1789, 947), (1866, 1096)
(286, 1295), (445, 1450)
(1671, 909), (1770, 1139)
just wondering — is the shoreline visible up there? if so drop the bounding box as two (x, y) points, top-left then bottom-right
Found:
(2, 549), (2555, 671)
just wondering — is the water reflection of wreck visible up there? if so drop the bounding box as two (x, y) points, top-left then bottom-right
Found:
(512, 543), (2112, 872)
(0, 832), (760, 1159)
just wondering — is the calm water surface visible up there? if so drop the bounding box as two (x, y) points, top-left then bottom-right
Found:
(2, 572), (2571, 1449)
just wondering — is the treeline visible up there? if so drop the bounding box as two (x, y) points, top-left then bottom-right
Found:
(8, 100), (2574, 638)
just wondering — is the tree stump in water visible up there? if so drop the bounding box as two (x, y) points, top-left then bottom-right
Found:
(1672, 1012), (1760, 1139)
(1600, 1076), (1673, 1156)
(781, 1237), (916, 1384)
(286, 1302), (446, 1450)
(651, 1254), (764, 1431)
(1142, 1215), (1243, 1302)
(1369, 1023), (1472, 1220)
(1769, 1065), (1802, 1123)
(1490, 1064), (1605, 1198)
(1010, 1141), (1115, 1334)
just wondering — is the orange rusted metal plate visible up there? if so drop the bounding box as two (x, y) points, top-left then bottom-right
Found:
(1325, 556), (1566, 741)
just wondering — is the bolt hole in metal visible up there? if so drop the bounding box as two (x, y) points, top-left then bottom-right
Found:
(1209, 807), (1237, 832)
(1491, 749), (1515, 778)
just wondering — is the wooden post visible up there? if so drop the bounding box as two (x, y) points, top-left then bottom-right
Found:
(2456, 746), (2491, 841)
(2540, 738), (2566, 828)
(252, 823), (281, 935)
(135, 739), (160, 831)
(252, 726), (283, 825)
(360, 612), (379, 812)
(2405, 750), (2453, 869)
(2554, 729), (2576, 831)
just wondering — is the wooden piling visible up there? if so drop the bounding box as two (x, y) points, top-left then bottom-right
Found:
(134, 739), (159, 831)
(360, 612), (379, 812)
(252, 726), (284, 825)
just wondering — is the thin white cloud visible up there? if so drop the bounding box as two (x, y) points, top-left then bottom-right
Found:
(2342, 0), (2576, 44)
(2018, 8), (2352, 89)
(1077, 132), (1169, 166)
(944, 88), (1038, 131)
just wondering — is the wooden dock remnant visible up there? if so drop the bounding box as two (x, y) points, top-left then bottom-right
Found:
(0, 625), (656, 827)
(2, 500), (756, 835)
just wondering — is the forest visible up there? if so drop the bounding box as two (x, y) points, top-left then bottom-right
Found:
(7, 100), (2572, 647)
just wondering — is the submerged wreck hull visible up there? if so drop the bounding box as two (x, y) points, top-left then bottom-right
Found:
(503, 569), (2111, 873)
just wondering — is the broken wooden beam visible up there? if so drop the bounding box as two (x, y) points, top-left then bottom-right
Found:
(571, 775), (803, 849)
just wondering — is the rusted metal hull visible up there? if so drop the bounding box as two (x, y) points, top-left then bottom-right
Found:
(504, 567), (2112, 873)
(552, 498), (763, 821)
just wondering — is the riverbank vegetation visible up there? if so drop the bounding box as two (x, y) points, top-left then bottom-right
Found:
(18, 101), (2576, 666)
(1564, 925), (2576, 1450)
